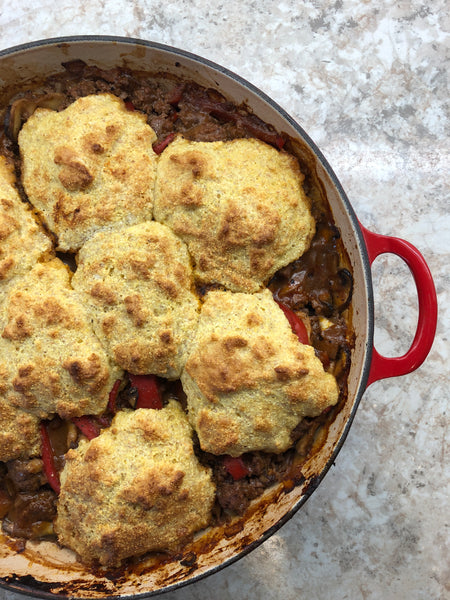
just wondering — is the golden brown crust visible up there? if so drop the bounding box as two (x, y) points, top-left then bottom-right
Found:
(72, 221), (200, 378)
(182, 290), (339, 455)
(0, 259), (122, 424)
(0, 395), (40, 461)
(55, 402), (216, 567)
(0, 156), (52, 293)
(154, 136), (315, 292)
(19, 94), (158, 251)
(0, 354), (40, 461)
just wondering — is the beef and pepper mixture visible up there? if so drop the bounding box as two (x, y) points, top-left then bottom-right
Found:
(0, 61), (353, 560)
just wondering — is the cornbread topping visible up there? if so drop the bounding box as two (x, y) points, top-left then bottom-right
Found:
(0, 61), (353, 568)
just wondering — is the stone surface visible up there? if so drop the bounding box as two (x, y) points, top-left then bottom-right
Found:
(0, 1), (448, 599)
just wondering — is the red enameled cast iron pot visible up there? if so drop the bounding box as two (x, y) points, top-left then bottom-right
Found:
(0, 37), (438, 598)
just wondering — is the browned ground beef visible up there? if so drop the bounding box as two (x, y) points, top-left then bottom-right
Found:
(0, 61), (353, 542)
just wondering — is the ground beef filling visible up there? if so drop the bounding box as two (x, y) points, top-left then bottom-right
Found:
(0, 61), (353, 543)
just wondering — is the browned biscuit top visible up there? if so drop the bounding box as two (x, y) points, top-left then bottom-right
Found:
(0, 259), (122, 423)
(0, 394), (40, 461)
(56, 402), (216, 567)
(19, 94), (158, 251)
(0, 156), (52, 294)
(154, 136), (315, 292)
(182, 289), (339, 456)
(72, 221), (200, 378)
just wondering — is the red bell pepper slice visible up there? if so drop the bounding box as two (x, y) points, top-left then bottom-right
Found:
(276, 301), (309, 345)
(223, 456), (249, 481)
(107, 379), (121, 414)
(152, 132), (175, 155)
(167, 83), (185, 106)
(72, 416), (101, 440)
(40, 423), (61, 494)
(187, 94), (285, 149)
(129, 374), (163, 409)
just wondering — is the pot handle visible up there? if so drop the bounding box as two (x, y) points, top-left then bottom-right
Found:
(359, 223), (437, 387)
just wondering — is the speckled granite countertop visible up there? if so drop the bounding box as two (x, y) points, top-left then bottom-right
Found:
(0, 1), (448, 599)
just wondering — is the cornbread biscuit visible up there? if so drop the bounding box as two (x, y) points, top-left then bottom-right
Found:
(154, 136), (315, 292)
(182, 289), (339, 456)
(0, 156), (52, 293)
(72, 221), (200, 378)
(0, 259), (122, 420)
(0, 395), (40, 461)
(19, 94), (158, 251)
(56, 401), (216, 567)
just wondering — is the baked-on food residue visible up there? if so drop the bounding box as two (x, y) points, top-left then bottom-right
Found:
(0, 64), (353, 569)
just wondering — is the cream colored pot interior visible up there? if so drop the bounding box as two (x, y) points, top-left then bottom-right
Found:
(0, 38), (373, 598)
